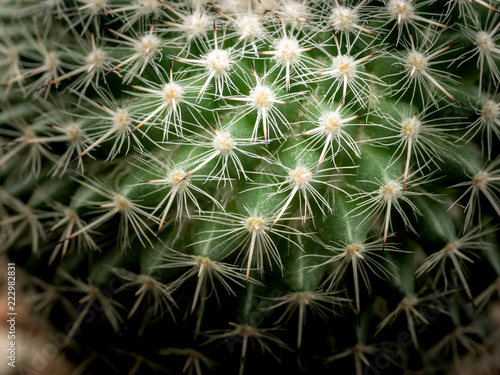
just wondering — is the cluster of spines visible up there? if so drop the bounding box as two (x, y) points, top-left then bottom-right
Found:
(1, 0), (500, 374)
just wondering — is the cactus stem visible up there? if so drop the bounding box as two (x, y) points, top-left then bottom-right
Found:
(3, 1), (500, 371)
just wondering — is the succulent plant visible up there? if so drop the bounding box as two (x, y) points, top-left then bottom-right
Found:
(2, 0), (500, 374)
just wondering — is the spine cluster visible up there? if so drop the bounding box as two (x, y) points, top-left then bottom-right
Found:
(1, 0), (500, 374)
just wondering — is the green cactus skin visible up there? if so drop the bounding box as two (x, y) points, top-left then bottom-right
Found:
(1, 0), (500, 374)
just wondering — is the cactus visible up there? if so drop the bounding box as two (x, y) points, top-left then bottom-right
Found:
(2, 0), (500, 374)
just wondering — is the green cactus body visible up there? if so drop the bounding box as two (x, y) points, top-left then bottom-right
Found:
(1, 0), (500, 374)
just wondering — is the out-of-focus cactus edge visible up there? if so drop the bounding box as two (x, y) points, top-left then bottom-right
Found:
(1, 0), (500, 374)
